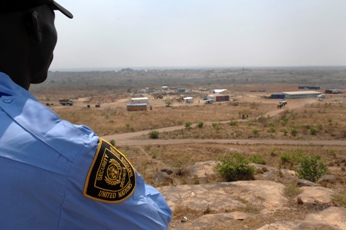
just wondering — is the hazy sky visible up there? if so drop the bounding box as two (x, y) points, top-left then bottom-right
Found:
(51, 0), (346, 70)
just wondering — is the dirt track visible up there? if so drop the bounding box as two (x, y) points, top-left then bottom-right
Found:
(103, 129), (346, 147)
(103, 96), (346, 146)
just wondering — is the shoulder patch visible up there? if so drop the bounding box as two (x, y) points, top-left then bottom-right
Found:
(84, 138), (136, 203)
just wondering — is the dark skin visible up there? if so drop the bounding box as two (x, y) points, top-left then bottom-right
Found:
(0, 4), (57, 90)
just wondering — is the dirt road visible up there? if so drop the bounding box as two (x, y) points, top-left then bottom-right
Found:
(103, 97), (345, 147)
(103, 124), (346, 147)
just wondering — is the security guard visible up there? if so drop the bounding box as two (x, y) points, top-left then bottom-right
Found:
(0, 1), (172, 229)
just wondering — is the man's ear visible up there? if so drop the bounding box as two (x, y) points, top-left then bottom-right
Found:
(25, 11), (42, 42)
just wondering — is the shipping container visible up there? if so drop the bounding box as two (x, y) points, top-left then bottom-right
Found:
(207, 94), (229, 102)
(126, 103), (147, 111)
(271, 93), (285, 99)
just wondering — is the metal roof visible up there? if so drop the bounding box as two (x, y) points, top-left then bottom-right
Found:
(127, 103), (148, 106)
(282, 91), (321, 95)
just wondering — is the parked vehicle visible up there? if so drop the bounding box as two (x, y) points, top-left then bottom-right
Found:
(59, 99), (74, 106)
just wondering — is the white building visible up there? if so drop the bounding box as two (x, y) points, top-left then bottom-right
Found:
(282, 91), (322, 99)
(212, 89), (227, 94)
(131, 97), (149, 103)
(183, 97), (193, 103)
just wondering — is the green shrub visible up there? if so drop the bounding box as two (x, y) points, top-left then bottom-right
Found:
(212, 122), (221, 130)
(281, 116), (289, 126)
(149, 130), (159, 139)
(197, 121), (204, 128)
(291, 127), (298, 136)
(270, 148), (277, 156)
(151, 150), (159, 159)
(252, 129), (259, 135)
(282, 129), (288, 136)
(297, 155), (327, 182)
(248, 155), (266, 165)
(216, 153), (255, 181)
(279, 149), (303, 168)
(229, 120), (238, 126)
(310, 127), (317, 135)
(185, 121), (192, 128)
(269, 126), (276, 133)
(317, 123), (323, 130)
(109, 139), (116, 147)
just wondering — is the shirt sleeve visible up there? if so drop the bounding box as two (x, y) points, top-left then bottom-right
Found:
(60, 136), (172, 230)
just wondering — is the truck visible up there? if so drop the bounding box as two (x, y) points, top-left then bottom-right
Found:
(59, 99), (74, 106)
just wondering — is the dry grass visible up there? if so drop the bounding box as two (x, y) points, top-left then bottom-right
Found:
(49, 95), (346, 189)
(51, 95), (346, 141)
(332, 189), (346, 206)
(54, 100), (274, 136)
(116, 142), (346, 189)
(35, 73), (346, 188)
(46, 93), (346, 188)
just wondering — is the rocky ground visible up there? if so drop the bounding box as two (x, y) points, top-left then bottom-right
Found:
(154, 161), (346, 230)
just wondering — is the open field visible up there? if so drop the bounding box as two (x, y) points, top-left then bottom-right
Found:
(31, 67), (346, 228)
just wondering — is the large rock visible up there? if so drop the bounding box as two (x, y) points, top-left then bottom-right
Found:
(256, 207), (346, 230)
(251, 163), (296, 181)
(185, 160), (218, 182)
(152, 171), (173, 186)
(297, 186), (335, 205)
(305, 207), (346, 229)
(159, 180), (287, 215)
(171, 212), (256, 230)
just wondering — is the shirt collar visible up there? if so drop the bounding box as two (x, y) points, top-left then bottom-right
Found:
(0, 72), (37, 101)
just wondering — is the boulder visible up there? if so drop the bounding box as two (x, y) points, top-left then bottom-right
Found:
(152, 171), (173, 186)
(159, 180), (287, 215)
(297, 186), (335, 205)
(257, 207), (346, 230)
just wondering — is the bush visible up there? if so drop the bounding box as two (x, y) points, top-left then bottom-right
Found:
(252, 129), (259, 135)
(109, 139), (116, 147)
(291, 127), (298, 136)
(151, 150), (159, 159)
(197, 121), (204, 128)
(279, 149), (303, 168)
(229, 120), (238, 126)
(297, 155), (327, 182)
(148, 130), (159, 139)
(248, 155), (266, 164)
(282, 129), (288, 136)
(216, 153), (255, 181)
(185, 121), (192, 128)
(212, 122), (221, 130)
(310, 127), (317, 135)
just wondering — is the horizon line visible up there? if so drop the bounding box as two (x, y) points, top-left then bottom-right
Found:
(49, 65), (346, 72)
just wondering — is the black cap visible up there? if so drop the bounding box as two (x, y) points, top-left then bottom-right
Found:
(0, 0), (73, 19)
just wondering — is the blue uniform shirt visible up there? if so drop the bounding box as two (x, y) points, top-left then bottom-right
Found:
(0, 72), (172, 229)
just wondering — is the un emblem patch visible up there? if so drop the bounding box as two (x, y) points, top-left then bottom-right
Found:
(84, 138), (136, 203)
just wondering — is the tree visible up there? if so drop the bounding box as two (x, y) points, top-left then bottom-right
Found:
(165, 98), (173, 107)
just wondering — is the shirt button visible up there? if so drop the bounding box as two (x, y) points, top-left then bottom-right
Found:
(3, 98), (13, 103)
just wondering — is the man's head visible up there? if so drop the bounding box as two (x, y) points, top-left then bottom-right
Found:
(0, 1), (72, 89)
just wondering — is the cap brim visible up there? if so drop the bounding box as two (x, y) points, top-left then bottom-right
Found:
(52, 1), (73, 19)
